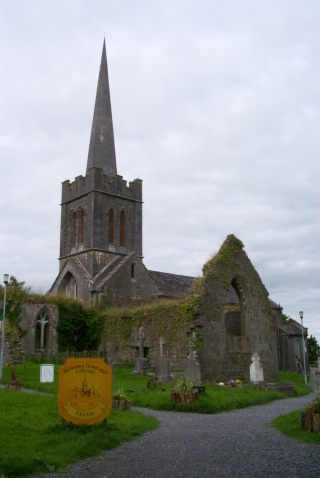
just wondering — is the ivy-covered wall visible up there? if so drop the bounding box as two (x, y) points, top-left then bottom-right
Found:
(197, 234), (279, 382)
(101, 296), (200, 368)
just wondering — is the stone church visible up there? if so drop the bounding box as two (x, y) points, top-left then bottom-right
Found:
(49, 40), (161, 306)
(19, 41), (308, 381)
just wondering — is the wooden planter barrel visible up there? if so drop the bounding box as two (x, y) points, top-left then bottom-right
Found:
(171, 391), (198, 404)
(301, 411), (320, 432)
(112, 399), (131, 410)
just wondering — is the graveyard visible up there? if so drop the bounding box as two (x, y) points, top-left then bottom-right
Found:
(0, 355), (313, 477)
(0, 7), (319, 476)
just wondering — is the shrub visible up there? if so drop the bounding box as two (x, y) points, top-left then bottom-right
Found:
(57, 302), (104, 351)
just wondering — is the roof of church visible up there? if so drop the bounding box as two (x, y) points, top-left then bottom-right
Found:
(148, 271), (195, 298)
(149, 270), (280, 309)
(149, 271), (240, 304)
(279, 319), (308, 336)
(86, 39), (117, 176)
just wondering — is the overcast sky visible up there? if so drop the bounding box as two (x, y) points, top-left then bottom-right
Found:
(0, 1), (319, 340)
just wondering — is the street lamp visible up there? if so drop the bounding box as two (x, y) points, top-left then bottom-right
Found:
(299, 310), (308, 386)
(0, 274), (9, 379)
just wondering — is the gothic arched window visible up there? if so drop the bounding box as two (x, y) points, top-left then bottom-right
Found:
(35, 308), (50, 351)
(225, 279), (244, 337)
(71, 210), (77, 247)
(108, 208), (115, 243)
(79, 209), (85, 244)
(120, 210), (126, 246)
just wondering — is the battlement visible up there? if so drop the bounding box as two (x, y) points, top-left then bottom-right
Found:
(61, 167), (142, 204)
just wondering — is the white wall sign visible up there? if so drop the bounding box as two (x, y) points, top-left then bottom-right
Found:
(40, 364), (54, 383)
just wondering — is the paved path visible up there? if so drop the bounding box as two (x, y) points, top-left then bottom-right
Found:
(36, 394), (320, 478)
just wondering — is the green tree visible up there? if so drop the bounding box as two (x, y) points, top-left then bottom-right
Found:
(0, 276), (30, 334)
(57, 302), (104, 351)
(307, 335), (319, 365)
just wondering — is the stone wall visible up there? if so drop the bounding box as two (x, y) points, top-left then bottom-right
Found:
(99, 255), (161, 307)
(60, 167), (143, 276)
(197, 235), (279, 382)
(101, 299), (196, 368)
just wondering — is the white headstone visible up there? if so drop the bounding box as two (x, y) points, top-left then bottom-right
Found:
(249, 353), (264, 384)
(40, 364), (54, 383)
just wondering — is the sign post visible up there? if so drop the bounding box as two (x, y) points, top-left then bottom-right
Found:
(58, 358), (112, 425)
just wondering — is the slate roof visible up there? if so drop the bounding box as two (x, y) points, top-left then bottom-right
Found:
(279, 319), (308, 336)
(149, 270), (279, 309)
(148, 271), (195, 298)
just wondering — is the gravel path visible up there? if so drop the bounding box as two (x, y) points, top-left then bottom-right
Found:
(35, 394), (320, 478)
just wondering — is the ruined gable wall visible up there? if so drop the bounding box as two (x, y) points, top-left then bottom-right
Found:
(198, 235), (279, 382)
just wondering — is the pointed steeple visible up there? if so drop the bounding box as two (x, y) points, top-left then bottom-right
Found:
(86, 39), (117, 176)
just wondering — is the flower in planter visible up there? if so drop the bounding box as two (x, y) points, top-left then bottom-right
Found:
(112, 388), (131, 410)
(218, 382), (225, 387)
(235, 379), (242, 386)
(112, 389), (128, 401)
(171, 376), (198, 403)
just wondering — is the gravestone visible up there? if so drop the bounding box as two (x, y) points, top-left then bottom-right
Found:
(249, 353), (264, 383)
(184, 347), (201, 385)
(155, 336), (170, 383)
(134, 326), (148, 375)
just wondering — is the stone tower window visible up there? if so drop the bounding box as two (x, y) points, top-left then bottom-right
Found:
(71, 211), (77, 247)
(79, 209), (85, 244)
(131, 262), (135, 279)
(108, 208), (115, 243)
(120, 210), (126, 246)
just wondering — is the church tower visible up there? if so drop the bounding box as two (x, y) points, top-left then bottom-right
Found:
(50, 41), (144, 304)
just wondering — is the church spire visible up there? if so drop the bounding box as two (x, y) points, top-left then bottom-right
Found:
(86, 39), (117, 176)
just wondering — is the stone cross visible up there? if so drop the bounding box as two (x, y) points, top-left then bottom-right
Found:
(138, 327), (145, 358)
(249, 353), (264, 383)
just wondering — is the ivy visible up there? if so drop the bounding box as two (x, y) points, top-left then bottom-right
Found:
(57, 302), (104, 352)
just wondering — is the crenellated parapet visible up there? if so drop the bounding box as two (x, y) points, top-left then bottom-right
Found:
(61, 167), (142, 204)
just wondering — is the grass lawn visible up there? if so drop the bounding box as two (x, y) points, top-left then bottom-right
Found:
(113, 365), (311, 414)
(0, 360), (312, 476)
(272, 410), (320, 446)
(278, 371), (311, 397)
(0, 362), (311, 411)
(0, 389), (158, 477)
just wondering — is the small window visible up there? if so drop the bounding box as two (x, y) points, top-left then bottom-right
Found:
(131, 263), (135, 279)
(120, 210), (125, 246)
(71, 211), (77, 247)
(79, 209), (85, 244)
(108, 208), (115, 243)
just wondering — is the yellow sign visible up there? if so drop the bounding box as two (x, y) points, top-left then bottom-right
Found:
(58, 358), (112, 425)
